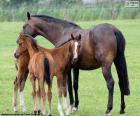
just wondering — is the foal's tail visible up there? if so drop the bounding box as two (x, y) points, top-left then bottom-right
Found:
(44, 58), (51, 85)
(114, 30), (130, 95)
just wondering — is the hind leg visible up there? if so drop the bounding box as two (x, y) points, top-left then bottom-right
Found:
(37, 84), (41, 115)
(47, 82), (52, 116)
(102, 64), (114, 116)
(120, 93), (125, 114)
(39, 79), (46, 116)
(30, 74), (37, 115)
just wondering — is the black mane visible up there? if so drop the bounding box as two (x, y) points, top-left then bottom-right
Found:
(31, 15), (81, 28)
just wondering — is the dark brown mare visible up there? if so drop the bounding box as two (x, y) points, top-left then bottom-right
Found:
(14, 12), (130, 115)
(14, 34), (81, 116)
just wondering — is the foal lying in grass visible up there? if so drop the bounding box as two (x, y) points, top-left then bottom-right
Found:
(14, 34), (81, 116)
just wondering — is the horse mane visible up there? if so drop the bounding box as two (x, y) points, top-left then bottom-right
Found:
(23, 34), (39, 51)
(56, 38), (72, 48)
(31, 15), (81, 28)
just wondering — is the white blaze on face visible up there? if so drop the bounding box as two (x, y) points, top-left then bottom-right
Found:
(73, 42), (78, 59)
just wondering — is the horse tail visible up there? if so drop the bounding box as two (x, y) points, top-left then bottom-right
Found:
(44, 58), (51, 85)
(114, 30), (130, 95)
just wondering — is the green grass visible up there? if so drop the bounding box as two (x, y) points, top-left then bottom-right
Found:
(0, 20), (140, 116)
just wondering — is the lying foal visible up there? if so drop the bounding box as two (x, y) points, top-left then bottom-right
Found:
(14, 34), (81, 116)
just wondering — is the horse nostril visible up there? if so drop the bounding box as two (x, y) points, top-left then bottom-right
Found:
(14, 53), (18, 58)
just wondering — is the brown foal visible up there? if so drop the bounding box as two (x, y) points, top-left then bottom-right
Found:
(14, 34), (81, 116)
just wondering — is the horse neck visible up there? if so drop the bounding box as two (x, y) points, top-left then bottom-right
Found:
(26, 41), (38, 58)
(51, 43), (72, 64)
(36, 19), (81, 47)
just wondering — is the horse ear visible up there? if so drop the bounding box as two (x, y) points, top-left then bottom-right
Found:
(27, 12), (30, 20)
(71, 34), (75, 40)
(79, 34), (81, 40)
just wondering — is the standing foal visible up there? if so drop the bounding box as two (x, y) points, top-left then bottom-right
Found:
(14, 34), (81, 116)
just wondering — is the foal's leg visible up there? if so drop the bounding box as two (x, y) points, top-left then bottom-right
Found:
(67, 69), (74, 112)
(102, 64), (114, 116)
(19, 71), (28, 112)
(39, 79), (46, 116)
(47, 83), (52, 116)
(57, 76), (64, 116)
(37, 84), (41, 115)
(30, 74), (37, 114)
(13, 76), (18, 112)
(73, 67), (79, 112)
(13, 70), (26, 112)
(62, 76), (70, 116)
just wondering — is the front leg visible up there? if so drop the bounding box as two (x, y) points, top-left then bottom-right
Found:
(73, 67), (79, 112)
(19, 71), (28, 112)
(67, 69), (74, 112)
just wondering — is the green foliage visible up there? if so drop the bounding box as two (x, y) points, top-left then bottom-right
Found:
(0, 0), (140, 21)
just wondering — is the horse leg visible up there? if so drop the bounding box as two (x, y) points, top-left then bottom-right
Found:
(13, 69), (25, 112)
(47, 83), (52, 116)
(62, 76), (70, 116)
(19, 71), (28, 112)
(120, 93), (125, 114)
(57, 76), (64, 116)
(39, 79), (46, 116)
(102, 65), (114, 116)
(72, 67), (79, 112)
(37, 83), (41, 115)
(13, 76), (18, 112)
(30, 74), (37, 115)
(67, 69), (74, 112)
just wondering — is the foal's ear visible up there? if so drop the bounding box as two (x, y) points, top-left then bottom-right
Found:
(27, 12), (31, 20)
(78, 34), (81, 40)
(71, 34), (75, 40)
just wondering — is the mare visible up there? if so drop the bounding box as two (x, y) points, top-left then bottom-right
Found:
(14, 34), (81, 116)
(14, 12), (130, 115)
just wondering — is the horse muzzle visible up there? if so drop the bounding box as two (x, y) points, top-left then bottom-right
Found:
(14, 53), (20, 59)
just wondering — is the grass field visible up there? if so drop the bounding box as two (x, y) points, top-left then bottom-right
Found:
(0, 20), (140, 116)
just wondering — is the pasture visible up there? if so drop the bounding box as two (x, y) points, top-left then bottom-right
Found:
(0, 20), (140, 116)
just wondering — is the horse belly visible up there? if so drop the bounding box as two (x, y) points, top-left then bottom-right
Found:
(77, 38), (101, 70)
(78, 55), (101, 70)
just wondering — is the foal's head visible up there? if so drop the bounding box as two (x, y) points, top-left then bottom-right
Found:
(70, 34), (81, 64)
(14, 34), (38, 58)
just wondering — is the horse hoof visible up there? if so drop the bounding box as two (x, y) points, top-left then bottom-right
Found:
(72, 107), (78, 112)
(105, 109), (112, 116)
(13, 107), (18, 112)
(34, 110), (37, 114)
(38, 110), (41, 114)
(120, 110), (125, 114)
